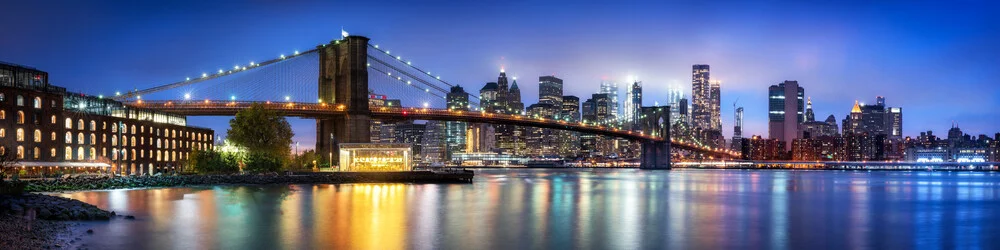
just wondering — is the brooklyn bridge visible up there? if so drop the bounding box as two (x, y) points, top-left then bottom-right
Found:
(112, 35), (739, 169)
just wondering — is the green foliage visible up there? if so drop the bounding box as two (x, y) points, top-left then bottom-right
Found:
(288, 150), (320, 171)
(189, 149), (240, 174)
(226, 103), (294, 160)
(244, 152), (282, 173)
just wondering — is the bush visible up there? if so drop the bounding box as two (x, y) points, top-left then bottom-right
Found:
(244, 152), (282, 173)
(189, 149), (240, 174)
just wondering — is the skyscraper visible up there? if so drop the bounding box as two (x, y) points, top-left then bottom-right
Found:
(768, 80), (805, 151)
(888, 107), (903, 140)
(508, 78), (524, 113)
(691, 64), (712, 130)
(667, 84), (684, 125)
(496, 68), (510, 113)
(559, 95), (581, 158)
(732, 106), (744, 151)
(538, 76), (563, 106)
(445, 85), (469, 161)
(709, 80), (721, 130)
(599, 80), (619, 123)
(623, 81), (642, 128)
(805, 97), (815, 122)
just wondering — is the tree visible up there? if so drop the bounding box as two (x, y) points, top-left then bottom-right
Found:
(227, 103), (294, 162)
(288, 150), (320, 171)
(189, 149), (239, 174)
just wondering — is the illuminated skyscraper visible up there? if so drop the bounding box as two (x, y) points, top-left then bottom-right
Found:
(691, 64), (711, 130)
(768, 80), (805, 151)
(445, 85), (469, 161)
(599, 80), (620, 123)
(667, 84), (684, 124)
(709, 80), (721, 130)
(623, 81), (642, 128)
(538, 76), (563, 106)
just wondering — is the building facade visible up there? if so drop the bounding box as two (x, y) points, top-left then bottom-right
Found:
(0, 62), (214, 175)
(768, 80), (804, 151)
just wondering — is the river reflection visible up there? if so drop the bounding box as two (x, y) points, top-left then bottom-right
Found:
(58, 169), (1000, 249)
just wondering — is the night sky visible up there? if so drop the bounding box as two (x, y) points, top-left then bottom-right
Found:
(2, 1), (998, 149)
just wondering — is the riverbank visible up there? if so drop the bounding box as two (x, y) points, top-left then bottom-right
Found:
(0, 193), (116, 249)
(23, 170), (474, 192)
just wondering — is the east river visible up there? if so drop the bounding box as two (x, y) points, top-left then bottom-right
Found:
(57, 169), (1000, 249)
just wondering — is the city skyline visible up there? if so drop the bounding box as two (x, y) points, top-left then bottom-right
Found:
(1, 1), (998, 149)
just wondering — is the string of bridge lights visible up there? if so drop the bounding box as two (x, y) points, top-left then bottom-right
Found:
(367, 43), (481, 102)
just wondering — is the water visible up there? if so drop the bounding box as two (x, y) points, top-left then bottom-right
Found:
(57, 169), (1000, 249)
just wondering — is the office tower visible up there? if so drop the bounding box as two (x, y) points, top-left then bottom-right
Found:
(538, 76), (563, 106)
(768, 80), (805, 151)
(422, 121), (447, 163)
(599, 80), (620, 123)
(805, 97), (815, 122)
(678, 97), (689, 125)
(842, 97), (888, 136)
(667, 84), (684, 124)
(508, 78), (524, 113)
(709, 80), (721, 130)
(887, 107), (903, 140)
(732, 106), (744, 151)
(466, 123), (495, 153)
(559, 96), (581, 158)
(480, 82), (499, 113)
(691, 64), (711, 130)
(525, 103), (559, 156)
(496, 68), (510, 112)
(393, 121), (426, 163)
(445, 85), (469, 161)
(623, 81), (642, 128)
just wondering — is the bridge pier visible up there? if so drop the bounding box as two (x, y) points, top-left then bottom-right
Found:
(316, 35), (371, 165)
(640, 141), (671, 169)
(639, 106), (671, 169)
(317, 114), (370, 164)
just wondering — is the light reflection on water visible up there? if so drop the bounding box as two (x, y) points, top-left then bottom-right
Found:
(57, 169), (1000, 249)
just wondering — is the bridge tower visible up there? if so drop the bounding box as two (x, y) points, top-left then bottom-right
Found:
(639, 106), (671, 169)
(316, 36), (371, 163)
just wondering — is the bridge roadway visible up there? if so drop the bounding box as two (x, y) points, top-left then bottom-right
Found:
(129, 100), (740, 158)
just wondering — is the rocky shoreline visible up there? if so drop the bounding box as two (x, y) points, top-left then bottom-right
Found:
(0, 194), (115, 249)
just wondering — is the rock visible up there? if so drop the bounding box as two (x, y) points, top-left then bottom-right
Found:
(124, 215), (135, 220)
(86, 229), (93, 234)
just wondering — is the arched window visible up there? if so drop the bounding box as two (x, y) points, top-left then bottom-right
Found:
(77, 133), (84, 144)
(33, 147), (39, 159)
(33, 129), (40, 142)
(66, 146), (73, 160)
(131, 149), (136, 160)
(16, 111), (24, 124)
(0, 110), (5, 120)
(64, 132), (72, 143)
(157, 139), (161, 148)
(50, 115), (56, 124)
(50, 148), (56, 157)
(102, 122), (106, 130)
(90, 133), (96, 145)
(50, 132), (55, 141)
(156, 150), (161, 161)
(16, 95), (23, 106)
(89, 148), (96, 160)
(32, 97), (41, 109)
(16, 146), (24, 159)
(0, 128), (5, 138)
(77, 147), (83, 160)
(0, 93), (5, 101)
(111, 135), (117, 146)
(90, 121), (96, 131)
(131, 136), (136, 146)
(0, 146), (5, 156)
(65, 118), (72, 129)
(131, 125), (136, 134)
(102, 134), (106, 143)
(15, 128), (24, 142)
(122, 135), (128, 146)
(121, 149), (127, 161)
(78, 119), (84, 130)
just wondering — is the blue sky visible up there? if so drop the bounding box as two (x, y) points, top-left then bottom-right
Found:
(2, 0), (998, 149)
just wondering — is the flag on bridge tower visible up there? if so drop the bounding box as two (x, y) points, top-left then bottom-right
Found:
(341, 28), (349, 39)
